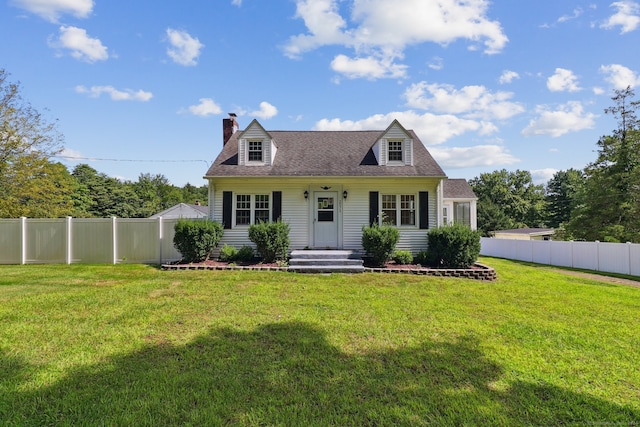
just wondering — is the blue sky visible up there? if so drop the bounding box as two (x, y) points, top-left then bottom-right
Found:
(2, 0), (640, 187)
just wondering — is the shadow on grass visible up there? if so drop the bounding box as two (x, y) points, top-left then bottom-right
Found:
(2, 322), (638, 426)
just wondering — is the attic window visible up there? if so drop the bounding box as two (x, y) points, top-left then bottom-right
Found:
(388, 140), (403, 162)
(248, 140), (263, 162)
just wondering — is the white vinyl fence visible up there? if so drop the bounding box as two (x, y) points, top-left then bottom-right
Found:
(481, 237), (640, 277)
(0, 217), (183, 265)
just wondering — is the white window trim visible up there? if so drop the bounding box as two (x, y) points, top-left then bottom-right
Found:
(246, 139), (265, 164)
(234, 193), (271, 227)
(380, 193), (417, 228)
(386, 140), (404, 165)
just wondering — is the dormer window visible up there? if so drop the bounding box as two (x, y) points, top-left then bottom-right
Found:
(248, 140), (263, 162)
(388, 140), (403, 162)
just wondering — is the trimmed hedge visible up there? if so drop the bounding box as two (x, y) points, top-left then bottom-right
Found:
(362, 224), (400, 267)
(248, 221), (290, 263)
(425, 224), (481, 268)
(392, 250), (413, 265)
(173, 219), (224, 263)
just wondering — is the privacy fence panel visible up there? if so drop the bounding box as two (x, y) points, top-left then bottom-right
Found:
(72, 219), (114, 264)
(0, 217), (188, 265)
(26, 219), (66, 264)
(160, 219), (182, 263)
(481, 238), (640, 277)
(0, 219), (21, 264)
(117, 219), (160, 264)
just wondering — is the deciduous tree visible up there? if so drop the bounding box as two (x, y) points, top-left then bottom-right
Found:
(0, 69), (74, 217)
(469, 169), (546, 236)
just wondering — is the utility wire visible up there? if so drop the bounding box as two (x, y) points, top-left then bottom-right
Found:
(53, 155), (210, 167)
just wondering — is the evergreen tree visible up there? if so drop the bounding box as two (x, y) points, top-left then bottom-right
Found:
(544, 168), (585, 229)
(567, 87), (640, 242)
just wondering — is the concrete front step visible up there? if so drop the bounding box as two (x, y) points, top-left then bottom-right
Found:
(289, 250), (365, 273)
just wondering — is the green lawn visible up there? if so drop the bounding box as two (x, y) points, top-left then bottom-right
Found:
(1, 258), (638, 426)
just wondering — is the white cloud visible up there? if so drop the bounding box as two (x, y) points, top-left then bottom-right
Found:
(250, 101), (278, 119)
(283, 0), (350, 58)
(59, 147), (87, 161)
(284, 0), (508, 80)
(521, 101), (596, 137)
(531, 168), (558, 185)
(186, 98), (222, 117)
(330, 54), (407, 79)
(10, 0), (93, 22)
(557, 7), (584, 24)
(428, 56), (443, 70)
(49, 26), (108, 63)
(404, 82), (524, 121)
(429, 145), (519, 169)
(166, 28), (204, 66)
(499, 70), (519, 84)
(600, 63), (640, 89)
(547, 68), (581, 92)
(314, 110), (496, 145)
(601, 1), (640, 33)
(231, 0), (242, 5)
(75, 85), (153, 102)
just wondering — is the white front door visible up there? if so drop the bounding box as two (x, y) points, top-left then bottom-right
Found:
(313, 192), (338, 248)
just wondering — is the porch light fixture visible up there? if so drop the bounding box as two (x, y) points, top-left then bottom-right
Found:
(304, 190), (309, 199)
(343, 190), (348, 199)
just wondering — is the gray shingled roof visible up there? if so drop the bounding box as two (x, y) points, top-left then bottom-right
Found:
(443, 178), (477, 199)
(494, 228), (554, 235)
(204, 129), (446, 178)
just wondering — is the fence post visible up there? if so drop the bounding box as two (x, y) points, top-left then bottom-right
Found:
(595, 240), (600, 272)
(66, 216), (72, 265)
(570, 240), (574, 268)
(158, 216), (163, 265)
(112, 217), (117, 264)
(20, 217), (27, 265)
(628, 242), (632, 275)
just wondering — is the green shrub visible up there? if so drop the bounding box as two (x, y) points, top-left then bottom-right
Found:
(414, 250), (429, 266)
(173, 219), (224, 263)
(236, 245), (255, 263)
(361, 224), (400, 267)
(218, 244), (238, 262)
(425, 224), (481, 268)
(248, 221), (290, 263)
(392, 249), (413, 265)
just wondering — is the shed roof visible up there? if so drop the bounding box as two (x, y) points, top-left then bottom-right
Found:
(493, 228), (555, 236)
(204, 128), (446, 178)
(149, 203), (208, 219)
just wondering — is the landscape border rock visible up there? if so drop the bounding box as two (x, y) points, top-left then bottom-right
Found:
(162, 262), (496, 281)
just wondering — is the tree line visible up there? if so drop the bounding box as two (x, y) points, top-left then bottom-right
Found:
(471, 86), (640, 243)
(2, 68), (639, 240)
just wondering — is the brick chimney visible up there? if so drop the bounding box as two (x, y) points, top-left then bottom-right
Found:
(223, 113), (238, 145)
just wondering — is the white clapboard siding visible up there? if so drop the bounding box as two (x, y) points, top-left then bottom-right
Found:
(210, 177), (440, 253)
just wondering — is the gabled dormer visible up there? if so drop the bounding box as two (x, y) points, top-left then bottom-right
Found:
(237, 119), (278, 166)
(372, 120), (414, 166)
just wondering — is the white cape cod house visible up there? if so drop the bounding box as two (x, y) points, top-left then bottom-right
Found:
(204, 115), (476, 253)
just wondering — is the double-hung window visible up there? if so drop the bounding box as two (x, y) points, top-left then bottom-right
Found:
(247, 140), (263, 162)
(381, 194), (416, 226)
(235, 194), (270, 225)
(387, 140), (403, 162)
(454, 202), (470, 227)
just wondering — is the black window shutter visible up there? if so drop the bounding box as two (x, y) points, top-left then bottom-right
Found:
(222, 191), (232, 229)
(419, 191), (429, 229)
(272, 191), (282, 222)
(369, 191), (379, 226)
